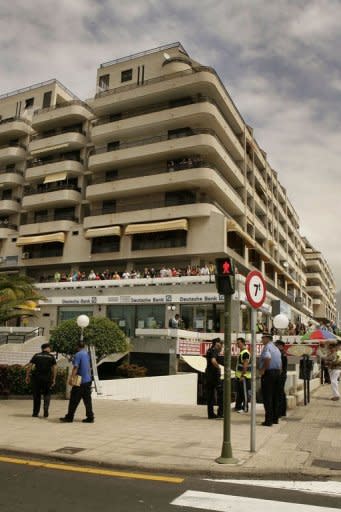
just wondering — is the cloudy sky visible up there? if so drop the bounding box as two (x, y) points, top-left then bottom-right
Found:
(1, 0), (340, 289)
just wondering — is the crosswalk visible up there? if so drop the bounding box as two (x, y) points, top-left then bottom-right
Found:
(171, 490), (339, 511)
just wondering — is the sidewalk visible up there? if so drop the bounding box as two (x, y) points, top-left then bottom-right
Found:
(0, 384), (340, 478)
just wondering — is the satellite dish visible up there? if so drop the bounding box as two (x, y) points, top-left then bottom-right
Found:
(163, 52), (171, 60)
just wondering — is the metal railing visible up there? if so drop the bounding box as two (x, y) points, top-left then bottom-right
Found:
(0, 78), (78, 101)
(100, 42), (188, 68)
(0, 327), (44, 344)
(24, 183), (81, 196)
(34, 99), (93, 117)
(27, 154), (83, 168)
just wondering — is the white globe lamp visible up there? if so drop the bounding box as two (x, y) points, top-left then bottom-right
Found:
(273, 314), (289, 330)
(77, 314), (90, 341)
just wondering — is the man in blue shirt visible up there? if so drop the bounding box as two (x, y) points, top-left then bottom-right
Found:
(60, 341), (94, 423)
(259, 333), (282, 426)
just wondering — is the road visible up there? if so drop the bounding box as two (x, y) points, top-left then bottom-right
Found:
(0, 455), (340, 511)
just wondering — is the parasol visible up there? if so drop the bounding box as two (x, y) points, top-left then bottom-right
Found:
(301, 328), (338, 342)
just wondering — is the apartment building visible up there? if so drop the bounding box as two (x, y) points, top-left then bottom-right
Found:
(0, 42), (336, 335)
(303, 238), (336, 322)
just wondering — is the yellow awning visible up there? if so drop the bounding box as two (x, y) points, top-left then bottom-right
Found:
(125, 219), (188, 235)
(227, 220), (255, 248)
(43, 172), (67, 184)
(85, 226), (121, 238)
(16, 232), (65, 246)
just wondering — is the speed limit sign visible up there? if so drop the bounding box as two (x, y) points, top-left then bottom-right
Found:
(245, 270), (266, 309)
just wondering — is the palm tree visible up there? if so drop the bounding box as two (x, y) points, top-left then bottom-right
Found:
(0, 274), (44, 325)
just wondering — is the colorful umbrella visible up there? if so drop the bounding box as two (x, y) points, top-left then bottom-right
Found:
(301, 328), (338, 342)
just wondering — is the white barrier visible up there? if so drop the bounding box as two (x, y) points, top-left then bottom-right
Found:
(95, 373), (198, 405)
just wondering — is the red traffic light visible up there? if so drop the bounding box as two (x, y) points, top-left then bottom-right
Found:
(216, 258), (234, 276)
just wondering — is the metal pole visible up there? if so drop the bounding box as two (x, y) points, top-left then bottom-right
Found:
(80, 328), (84, 342)
(216, 294), (238, 464)
(250, 308), (257, 452)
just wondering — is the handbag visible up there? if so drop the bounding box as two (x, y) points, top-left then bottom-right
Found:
(70, 375), (82, 387)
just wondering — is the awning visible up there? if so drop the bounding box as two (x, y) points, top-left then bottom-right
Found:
(97, 352), (128, 366)
(181, 355), (229, 376)
(43, 171), (67, 184)
(16, 232), (65, 246)
(125, 218), (188, 235)
(84, 226), (121, 239)
(227, 220), (255, 248)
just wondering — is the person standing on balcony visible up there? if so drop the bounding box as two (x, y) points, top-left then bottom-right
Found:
(25, 343), (57, 418)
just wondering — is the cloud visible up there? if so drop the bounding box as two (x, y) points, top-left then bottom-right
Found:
(0, 0), (340, 291)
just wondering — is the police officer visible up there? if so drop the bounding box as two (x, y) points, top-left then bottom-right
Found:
(205, 338), (223, 419)
(259, 333), (282, 426)
(235, 337), (251, 413)
(275, 340), (288, 417)
(25, 343), (57, 418)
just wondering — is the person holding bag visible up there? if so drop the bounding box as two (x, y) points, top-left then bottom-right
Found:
(60, 341), (95, 423)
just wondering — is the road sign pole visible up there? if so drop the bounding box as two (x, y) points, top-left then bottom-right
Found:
(250, 308), (257, 452)
(216, 293), (238, 464)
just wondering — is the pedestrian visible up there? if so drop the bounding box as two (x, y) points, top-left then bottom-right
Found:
(25, 343), (57, 418)
(60, 341), (95, 423)
(234, 337), (251, 413)
(275, 340), (288, 417)
(325, 342), (341, 401)
(168, 313), (182, 328)
(205, 338), (223, 419)
(259, 333), (282, 426)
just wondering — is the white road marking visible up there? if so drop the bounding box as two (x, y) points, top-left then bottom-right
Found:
(171, 490), (339, 511)
(203, 479), (341, 497)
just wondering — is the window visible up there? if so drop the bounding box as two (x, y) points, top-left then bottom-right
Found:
(91, 236), (120, 254)
(105, 169), (118, 181)
(54, 207), (75, 221)
(132, 230), (187, 250)
(165, 190), (196, 206)
(121, 68), (133, 82)
(98, 74), (110, 90)
(107, 141), (120, 151)
(34, 210), (48, 223)
(102, 199), (116, 214)
(25, 98), (34, 109)
(169, 97), (193, 108)
(168, 127), (193, 139)
(42, 91), (52, 109)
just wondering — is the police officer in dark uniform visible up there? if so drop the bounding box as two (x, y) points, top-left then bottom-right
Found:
(275, 340), (288, 417)
(205, 338), (223, 419)
(25, 343), (57, 418)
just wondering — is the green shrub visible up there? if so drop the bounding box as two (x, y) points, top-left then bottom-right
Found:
(116, 363), (148, 378)
(0, 365), (68, 396)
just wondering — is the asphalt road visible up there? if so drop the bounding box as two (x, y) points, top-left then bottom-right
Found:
(0, 456), (340, 511)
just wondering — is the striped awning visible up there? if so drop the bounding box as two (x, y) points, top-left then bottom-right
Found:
(125, 219), (188, 235)
(227, 220), (255, 248)
(85, 226), (121, 238)
(43, 172), (67, 184)
(16, 232), (65, 246)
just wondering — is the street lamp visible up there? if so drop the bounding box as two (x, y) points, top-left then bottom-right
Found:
(273, 313), (289, 340)
(77, 314), (90, 342)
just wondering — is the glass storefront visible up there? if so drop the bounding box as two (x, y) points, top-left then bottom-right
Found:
(180, 304), (223, 332)
(58, 307), (94, 323)
(107, 305), (165, 336)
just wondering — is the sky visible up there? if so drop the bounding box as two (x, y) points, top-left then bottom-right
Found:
(1, 0), (340, 290)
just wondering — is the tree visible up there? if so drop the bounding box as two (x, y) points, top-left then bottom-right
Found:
(0, 274), (43, 325)
(50, 316), (130, 361)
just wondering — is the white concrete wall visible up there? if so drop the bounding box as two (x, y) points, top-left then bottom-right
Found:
(95, 373), (198, 405)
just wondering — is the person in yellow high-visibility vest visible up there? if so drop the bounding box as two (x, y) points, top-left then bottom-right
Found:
(234, 337), (251, 413)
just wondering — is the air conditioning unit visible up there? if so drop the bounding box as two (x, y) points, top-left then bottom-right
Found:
(22, 252), (30, 260)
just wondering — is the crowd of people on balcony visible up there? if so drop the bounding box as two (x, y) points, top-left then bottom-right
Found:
(45, 264), (216, 284)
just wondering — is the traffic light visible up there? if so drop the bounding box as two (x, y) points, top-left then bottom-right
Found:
(215, 257), (235, 295)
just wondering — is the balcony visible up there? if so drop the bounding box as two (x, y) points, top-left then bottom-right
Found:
(29, 130), (87, 156)
(86, 162), (244, 216)
(19, 214), (79, 236)
(0, 142), (26, 165)
(0, 198), (21, 214)
(22, 183), (81, 209)
(25, 155), (84, 181)
(92, 66), (244, 135)
(305, 284), (323, 297)
(0, 221), (17, 239)
(32, 100), (94, 130)
(0, 117), (33, 139)
(92, 97), (243, 161)
(89, 129), (244, 187)
(0, 169), (24, 187)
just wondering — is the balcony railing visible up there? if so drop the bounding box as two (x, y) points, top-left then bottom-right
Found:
(0, 168), (24, 176)
(93, 128), (224, 155)
(27, 154), (83, 168)
(33, 99), (93, 116)
(0, 116), (31, 127)
(31, 126), (86, 140)
(21, 214), (78, 225)
(0, 142), (27, 151)
(24, 183), (81, 196)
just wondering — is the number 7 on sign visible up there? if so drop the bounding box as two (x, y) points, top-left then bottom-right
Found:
(253, 283), (261, 296)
